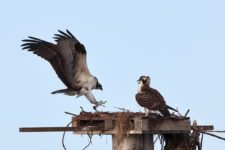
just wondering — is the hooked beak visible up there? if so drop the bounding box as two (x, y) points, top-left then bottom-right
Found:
(98, 83), (103, 90)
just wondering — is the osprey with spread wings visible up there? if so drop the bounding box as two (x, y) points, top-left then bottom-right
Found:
(21, 30), (105, 109)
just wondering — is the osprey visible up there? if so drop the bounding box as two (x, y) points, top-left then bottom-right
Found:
(21, 30), (105, 109)
(135, 76), (171, 117)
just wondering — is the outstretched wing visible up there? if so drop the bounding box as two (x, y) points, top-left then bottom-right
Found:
(21, 36), (72, 88)
(53, 30), (91, 88)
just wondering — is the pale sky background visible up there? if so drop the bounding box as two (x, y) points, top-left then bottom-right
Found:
(1, 0), (225, 149)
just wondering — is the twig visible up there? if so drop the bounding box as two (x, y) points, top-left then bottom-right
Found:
(83, 133), (93, 150)
(80, 106), (87, 113)
(200, 133), (204, 150)
(184, 109), (190, 117)
(203, 132), (225, 141)
(176, 107), (183, 117)
(154, 135), (159, 144)
(64, 111), (77, 116)
(159, 135), (164, 150)
(207, 130), (225, 133)
(62, 121), (72, 150)
(114, 107), (129, 112)
(166, 105), (178, 112)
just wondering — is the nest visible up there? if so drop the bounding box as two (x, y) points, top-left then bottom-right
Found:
(163, 130), (201, 150)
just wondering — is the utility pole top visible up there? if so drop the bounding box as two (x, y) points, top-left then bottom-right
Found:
(20, 111), (214, 150)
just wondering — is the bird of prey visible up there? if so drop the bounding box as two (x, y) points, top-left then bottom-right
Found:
(135, 75), (172, 117)
(21, 30), (106, 110)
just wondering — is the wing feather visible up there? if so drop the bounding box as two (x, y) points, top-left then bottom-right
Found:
(53, 30), (90, 88)
(21, 37), (72, 88)
(136, 87), (170, 116)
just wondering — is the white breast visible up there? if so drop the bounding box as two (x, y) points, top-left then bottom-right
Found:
(137, 81), (144, 93)
(83, 76), (96, 90)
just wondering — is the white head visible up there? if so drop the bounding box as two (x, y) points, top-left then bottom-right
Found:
(137, 75), (151, 93)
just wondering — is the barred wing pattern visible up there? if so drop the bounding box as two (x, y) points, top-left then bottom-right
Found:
(53, 30), (90, 89)
(136, 87), (170, 116)
(21, 30), (89, 91)
(21, 36), (72, 88)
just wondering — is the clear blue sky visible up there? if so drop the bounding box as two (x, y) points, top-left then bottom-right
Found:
(1, 0), (225, 149)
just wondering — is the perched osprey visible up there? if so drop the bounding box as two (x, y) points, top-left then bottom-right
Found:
(21, 30), (105, 109)
(135, 76), (171, 117)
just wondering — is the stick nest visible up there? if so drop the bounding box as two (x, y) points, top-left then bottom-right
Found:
(114, 112), (133, 145)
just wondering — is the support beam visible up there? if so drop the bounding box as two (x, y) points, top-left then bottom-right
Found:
(112, 134), (153, 150)
(19, 126), (101, 132)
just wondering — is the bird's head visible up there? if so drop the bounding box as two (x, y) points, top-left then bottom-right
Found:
(94, 77), (103, 90)
(137, 75), (150, 86)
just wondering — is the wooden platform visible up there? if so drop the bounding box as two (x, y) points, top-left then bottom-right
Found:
(19, 112), (213, 134)
(19, 112), (214, 150)
(71, 112), (192, 135)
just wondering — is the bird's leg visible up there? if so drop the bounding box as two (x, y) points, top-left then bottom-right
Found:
(84, 91), (107, 111)
(76, 88), (86, 98)
(76, 91), (82, 98)
(93, 105), (98, 112)
(93, 101), (107, 112)
(97, 100), (107, 106)
(144, 108), (150, 116)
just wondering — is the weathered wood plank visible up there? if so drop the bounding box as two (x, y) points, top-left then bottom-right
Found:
(191, 125), (214, 131)
(134, 118), (148, 131)
(104, 119), (113, 130)
(19, 126), (102, 132)
(148, 119), (191, 132)
(20, 127), (78, 132)
(112, 134), (153, 150)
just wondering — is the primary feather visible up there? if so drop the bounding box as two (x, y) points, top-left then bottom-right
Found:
(21, 30), (104, 109)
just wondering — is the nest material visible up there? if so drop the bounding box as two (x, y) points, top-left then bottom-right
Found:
(114, 112), (133, 145)
(163, 131), (201, 150)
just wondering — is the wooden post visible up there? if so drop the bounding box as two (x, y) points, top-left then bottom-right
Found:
(112, 134), (153, 150)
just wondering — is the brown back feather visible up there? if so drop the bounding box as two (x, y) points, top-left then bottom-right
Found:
(136, 85), (170, 116)
(54, 30), (90, 88)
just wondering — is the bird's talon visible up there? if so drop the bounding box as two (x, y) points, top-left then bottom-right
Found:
(97, 100), (107, 106)
(92, 100), (107, 111)
(93, 105), (98, 111)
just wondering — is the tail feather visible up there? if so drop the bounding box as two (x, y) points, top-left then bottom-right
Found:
(51, 89), (78, 96)
(161, 108), (170, 117)
(166, 105), (178, 112)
